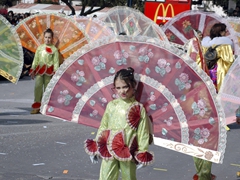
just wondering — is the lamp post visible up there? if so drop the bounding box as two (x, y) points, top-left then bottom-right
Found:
(127, 0), (132, 7)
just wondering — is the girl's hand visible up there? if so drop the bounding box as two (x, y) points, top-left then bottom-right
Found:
(30, 73), (35, 80)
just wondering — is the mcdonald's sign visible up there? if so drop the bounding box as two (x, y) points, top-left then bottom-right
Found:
(144, 1), (191, 25)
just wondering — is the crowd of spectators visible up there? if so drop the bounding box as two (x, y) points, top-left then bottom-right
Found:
(2, 10), (32, 26)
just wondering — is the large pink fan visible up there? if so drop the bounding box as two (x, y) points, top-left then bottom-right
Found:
(218, 56), (240, 125)
(163, 10), (239, 54)
(73, 16), (114, 40)
(41, 36), (226, 163)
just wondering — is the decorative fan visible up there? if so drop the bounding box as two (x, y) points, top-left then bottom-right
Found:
(226, 17), (240, 46)
(41, 35), (226, 163)
(73, 16), (114, 41)
(218, 56), (240, 125)
(15, 13), (89, 61)
(99, 6), (169, 41)
(0, 15), (23, 83)
(163, 10), (240, 55)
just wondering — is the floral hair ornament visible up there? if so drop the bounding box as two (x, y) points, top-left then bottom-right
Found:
(46, 46), (53, 54)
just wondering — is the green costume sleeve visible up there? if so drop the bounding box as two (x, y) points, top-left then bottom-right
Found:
(31, 46), (40, 70)
(52, 47), (59, 72)
(137, 107), (150, 152)
(96, 102), (110, 139)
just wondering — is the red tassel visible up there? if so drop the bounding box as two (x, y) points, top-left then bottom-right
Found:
(32, 102), (41, 109)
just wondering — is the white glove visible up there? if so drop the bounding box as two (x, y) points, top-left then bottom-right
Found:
(136, 163), (145, 170)
(90, 155), (98, 164)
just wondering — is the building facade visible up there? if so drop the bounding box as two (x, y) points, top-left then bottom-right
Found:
(21, 0), (59, 3)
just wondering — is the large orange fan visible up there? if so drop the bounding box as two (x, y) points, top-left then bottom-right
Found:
(15, 13), (89, 61)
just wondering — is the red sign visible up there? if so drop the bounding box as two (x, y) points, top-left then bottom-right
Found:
(144, 1), (191, 25)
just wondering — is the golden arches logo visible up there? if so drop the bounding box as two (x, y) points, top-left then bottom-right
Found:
(154, 3), (175, 23)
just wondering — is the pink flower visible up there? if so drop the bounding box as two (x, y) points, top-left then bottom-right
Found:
(200, 128), (210, 138)
(78, 71), (85, 77)
(148, 51), (154, 58)
(157, 59), (167, 68)
(62, 90), (69, 95)
(101, 97), (107, 103)
(165, 66), (171, 73)
(199, 110), (205, 117)
(179, 73), (189, 83)
(198, 138), (205, 144)
(161, 106), (167, 112)
(197, 99), (206, 109)
(100, 57), (107, 63)
(139, 47), (148, 56)
(57, 95), (65, 104)
(204, 151), (213, 160)
(114, 50), (122, 59)
(92, 57), (100, 65)
(185, 83), (191, 89)
(122, 51), (129, 58)
(92, 110), (98, 116)
(166, 121), (172, 126)
(129, 21), (134, 27)
(71, 73), (79, 82)
(149, 95), (156, 101)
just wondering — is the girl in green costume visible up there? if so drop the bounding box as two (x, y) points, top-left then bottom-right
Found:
(29, 28), (59, 114)
(84, 67), (154, 180)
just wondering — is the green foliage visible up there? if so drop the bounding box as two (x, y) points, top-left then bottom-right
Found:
(0, 0), (13, 6)
(36, 0), (59, 4)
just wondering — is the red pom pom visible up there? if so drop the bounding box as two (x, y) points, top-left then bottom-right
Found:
(84, 139), (97, 156)
(32, 102), (41, 109)
(97, 130), (113, 160)
(110, 131), (132, 161)
(129, 135), (138, 156)
(126, 103), (141, 130)
(135, 151), (154, 165)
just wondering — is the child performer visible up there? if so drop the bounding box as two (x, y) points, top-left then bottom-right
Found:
(84, 67), (154, 180)
(29, 28), (59, 114)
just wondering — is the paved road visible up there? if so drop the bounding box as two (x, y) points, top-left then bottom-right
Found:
(0, 77), (240, 180)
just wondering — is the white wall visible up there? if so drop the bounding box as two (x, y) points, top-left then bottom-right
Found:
(21, 0), (34, 3)
(59, 0), (81, 6)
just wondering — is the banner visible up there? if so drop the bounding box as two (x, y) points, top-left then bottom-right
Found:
(144, 1), (191, 25)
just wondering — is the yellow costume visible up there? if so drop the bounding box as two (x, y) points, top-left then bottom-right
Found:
(190, 44), (234, 180)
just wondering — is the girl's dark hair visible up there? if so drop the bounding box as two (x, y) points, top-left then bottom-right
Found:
(44, 28), (54, 38)
(113, 67), (137, 89)
(210, 23), (227, 39)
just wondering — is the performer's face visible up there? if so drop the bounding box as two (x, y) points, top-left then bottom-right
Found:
(114, 78), (134, 100)
(44, 32), (53, 45)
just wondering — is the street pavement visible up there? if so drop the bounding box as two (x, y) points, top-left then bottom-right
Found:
(0, 76), (240, 180)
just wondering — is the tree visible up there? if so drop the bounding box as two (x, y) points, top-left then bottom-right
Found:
(0, 0), (13, 7)
(61, 0), (76, 15)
